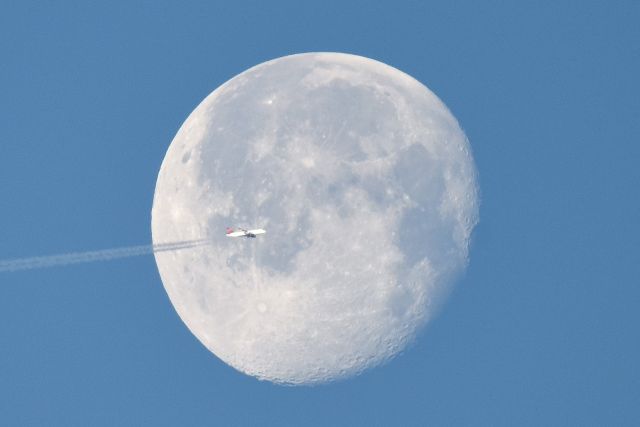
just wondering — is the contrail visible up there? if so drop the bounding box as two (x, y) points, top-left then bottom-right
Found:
(0, 238), (210, 273)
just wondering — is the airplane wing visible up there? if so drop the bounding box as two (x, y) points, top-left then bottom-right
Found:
(247, 229), (266, 235)
(227, 231), (247, 237)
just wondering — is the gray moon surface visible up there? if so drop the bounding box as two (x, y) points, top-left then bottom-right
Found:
(151, 52), (479, 385)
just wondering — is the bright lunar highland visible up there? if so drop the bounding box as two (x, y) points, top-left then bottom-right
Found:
(152, 53), (479, 385)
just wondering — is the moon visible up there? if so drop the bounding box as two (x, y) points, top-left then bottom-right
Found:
(151, 52), (478, 385)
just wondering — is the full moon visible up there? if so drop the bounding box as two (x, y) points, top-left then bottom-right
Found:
(152, 52), (478, 385)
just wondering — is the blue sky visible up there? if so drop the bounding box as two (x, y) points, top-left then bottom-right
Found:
(1, 1), (638, 425)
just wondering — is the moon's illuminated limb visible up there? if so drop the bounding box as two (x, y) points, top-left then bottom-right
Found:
(152, 52), (479, 385)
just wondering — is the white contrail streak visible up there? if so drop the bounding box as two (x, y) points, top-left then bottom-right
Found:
(0, 239), (210, 273)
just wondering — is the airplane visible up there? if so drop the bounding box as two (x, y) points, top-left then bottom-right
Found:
(226, 227), (266, 238)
